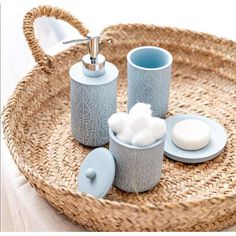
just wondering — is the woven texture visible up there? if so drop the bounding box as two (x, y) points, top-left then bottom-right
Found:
(2, 5), (236, 232)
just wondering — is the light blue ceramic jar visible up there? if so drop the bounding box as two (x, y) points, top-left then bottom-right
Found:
(127, 46), (173, 118)
(109, 129), (165, 192)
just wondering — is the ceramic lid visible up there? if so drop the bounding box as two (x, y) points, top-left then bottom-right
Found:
(78, 147), (115, 198)
(164, 114), (227, 164)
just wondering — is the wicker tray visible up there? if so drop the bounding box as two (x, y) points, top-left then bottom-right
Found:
(2, 5), (236, 232)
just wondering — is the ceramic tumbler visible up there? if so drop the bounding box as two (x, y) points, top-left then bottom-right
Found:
(127, 46), (173, 118)
(109, 129), (165, 192)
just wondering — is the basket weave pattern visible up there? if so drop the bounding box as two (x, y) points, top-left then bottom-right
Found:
(2, 5), (236, 231)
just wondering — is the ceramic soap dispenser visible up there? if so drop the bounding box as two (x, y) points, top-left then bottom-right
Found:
(66, 35), (119, 147)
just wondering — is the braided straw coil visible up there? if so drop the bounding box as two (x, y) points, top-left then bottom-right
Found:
(2, 5), (236, 231)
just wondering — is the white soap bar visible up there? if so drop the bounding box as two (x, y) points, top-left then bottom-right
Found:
(172, 119), (210, 150)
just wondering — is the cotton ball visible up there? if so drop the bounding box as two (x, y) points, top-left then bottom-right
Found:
(116, 127), (133, 145)
(131, 129), (156, 147)
(128, 113), (152, 135)
(149, 117), (166, 140)
(129, 103), (152, 116)
(108, 112), (129, 134)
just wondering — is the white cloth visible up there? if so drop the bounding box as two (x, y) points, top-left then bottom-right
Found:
(1, 143), (85, 231)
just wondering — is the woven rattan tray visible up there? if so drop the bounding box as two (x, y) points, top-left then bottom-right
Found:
(2, 5), (236, 232)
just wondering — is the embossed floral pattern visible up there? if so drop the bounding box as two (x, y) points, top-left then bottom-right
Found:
(71, 79), (117, 147)
(109, 134), (165, 192)
(128, 64), (172, 118)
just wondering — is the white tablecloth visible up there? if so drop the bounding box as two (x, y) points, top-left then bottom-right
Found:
(1, 143), (85, 231)
(2, 0), (236, 232)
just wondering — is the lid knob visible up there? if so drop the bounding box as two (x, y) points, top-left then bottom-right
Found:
(85, 168), (96, 179)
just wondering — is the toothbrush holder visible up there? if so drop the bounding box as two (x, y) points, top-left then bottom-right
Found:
(127, 46), (173, 118)
(109, 129), (165, 192)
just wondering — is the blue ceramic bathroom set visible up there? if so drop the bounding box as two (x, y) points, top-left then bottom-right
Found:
(65, 34), (227, 198)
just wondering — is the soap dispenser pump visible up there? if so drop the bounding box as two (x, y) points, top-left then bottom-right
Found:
(65, 35), (119, 147)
